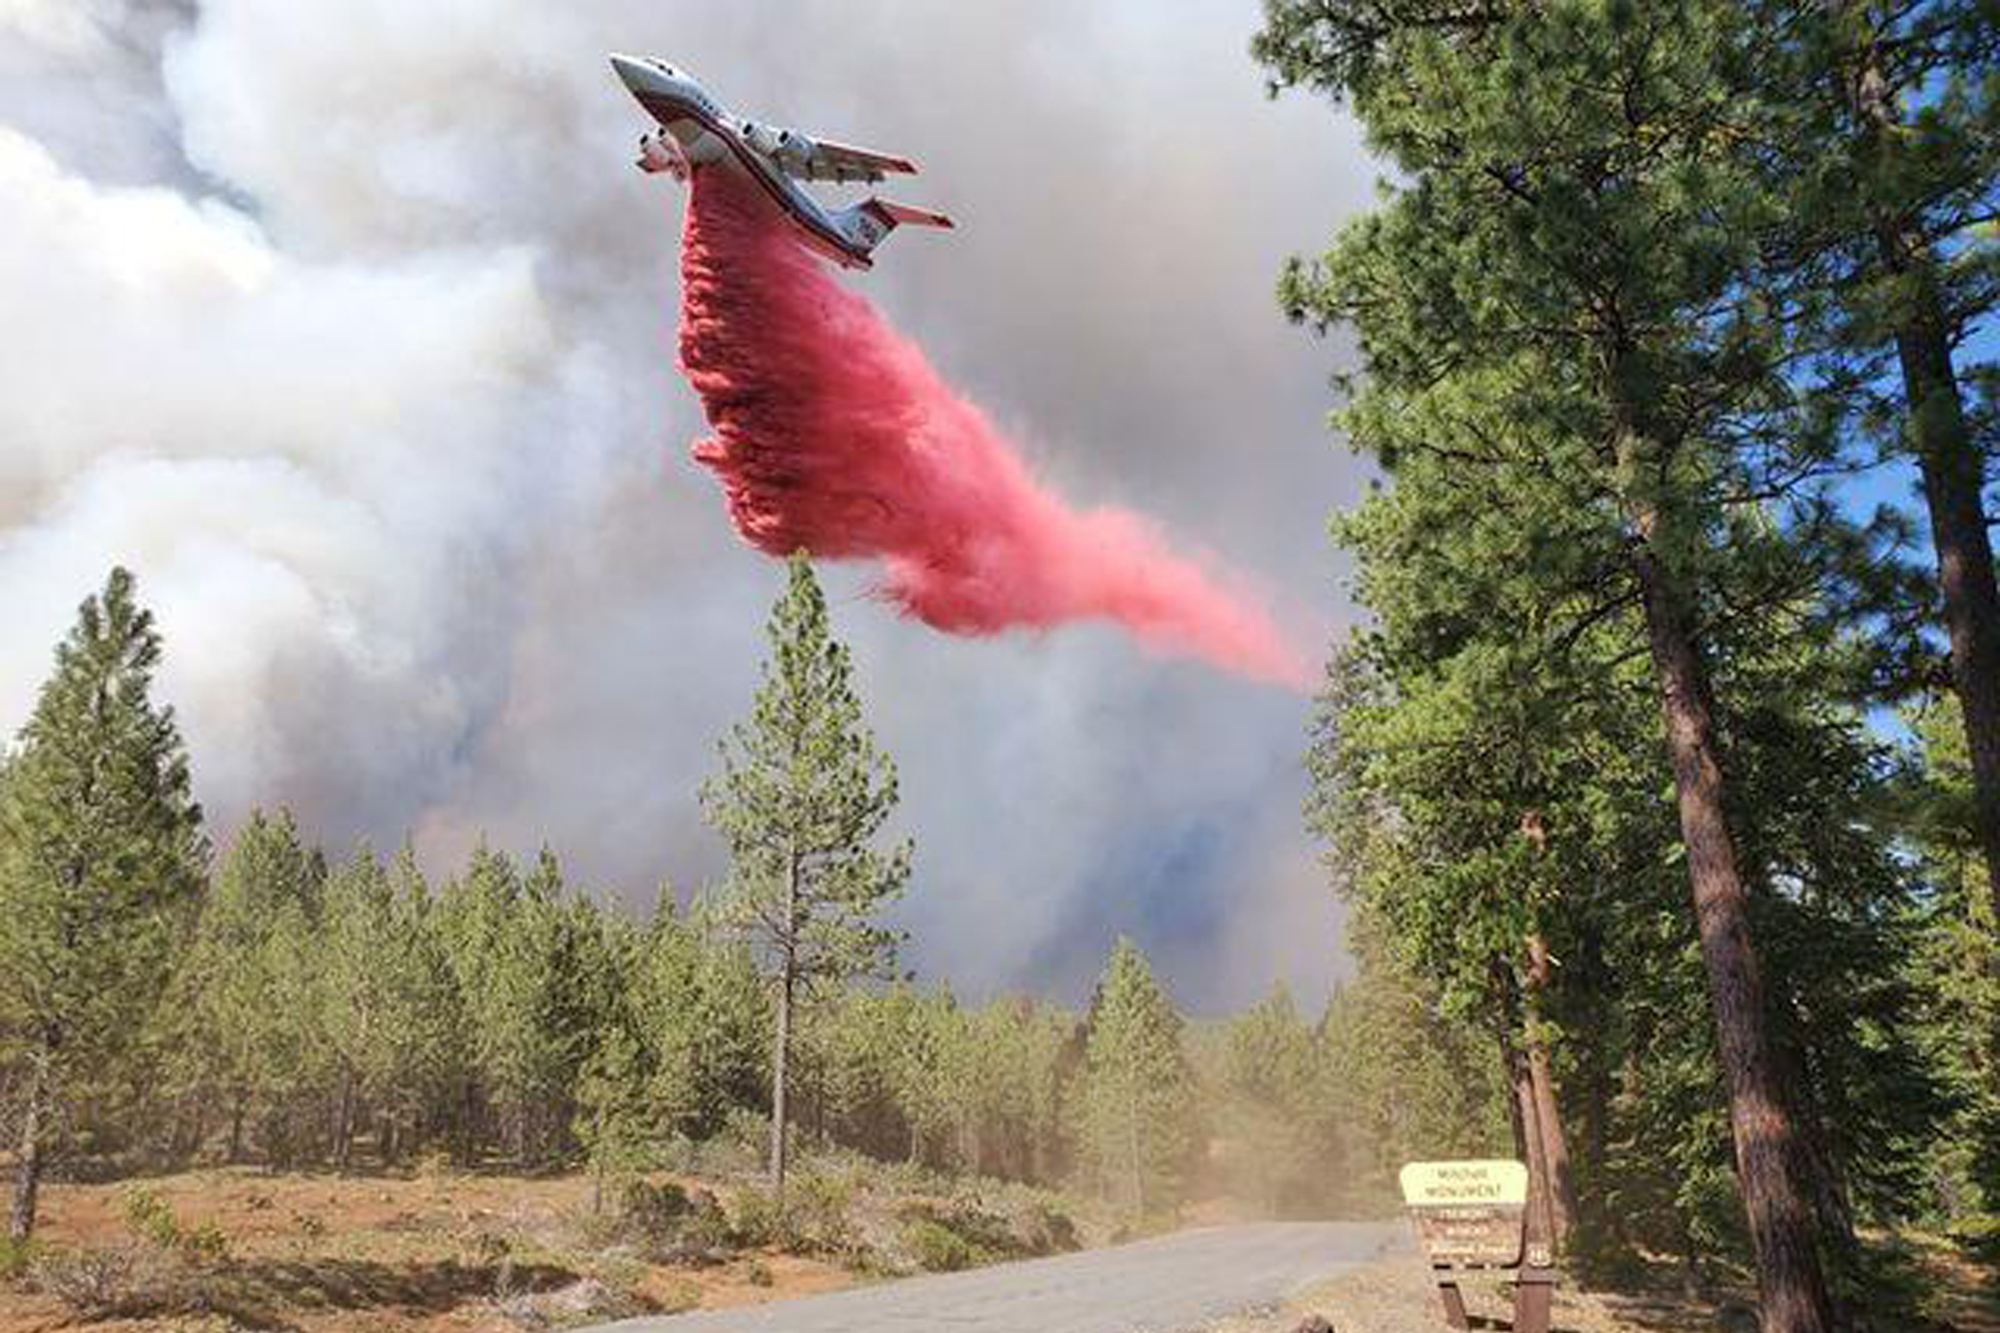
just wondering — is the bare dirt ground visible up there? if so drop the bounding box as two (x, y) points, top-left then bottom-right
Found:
(0, 1167), (858, 1333)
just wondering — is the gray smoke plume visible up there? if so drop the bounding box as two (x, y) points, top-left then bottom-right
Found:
(0, 0), (1373, 1013)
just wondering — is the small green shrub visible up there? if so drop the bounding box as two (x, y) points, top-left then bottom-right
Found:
(617, 1179), (693, 1235)
(180, 1223), (230, 1265)
(587, 1179), (730, 1262)
(725, 1175), (856, 1256)
(676, 1190), (734, 1254)
(1018, 1203), (1078, 1255)
(0, 1235), (39, 1283)
(117, 1187), (229, 1265)
(743, 1257), (774, 1287)
(728, 1184), (790, 1249)
(121, 1186), (182, 1249)
(787, 1172), (856, 1255)
(900, 1217), (976, 1273)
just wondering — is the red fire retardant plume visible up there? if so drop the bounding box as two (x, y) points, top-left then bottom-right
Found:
(675, 167), (1309, 689)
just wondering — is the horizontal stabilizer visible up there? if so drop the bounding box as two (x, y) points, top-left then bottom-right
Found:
(864, 199), (955, 230)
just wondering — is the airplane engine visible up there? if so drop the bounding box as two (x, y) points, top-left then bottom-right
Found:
(771, 128), (820, 171)
(743, 121), (784, 156)
(637, 130), (688, 180)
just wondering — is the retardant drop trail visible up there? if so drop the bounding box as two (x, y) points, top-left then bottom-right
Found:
(675, 167), (1309, 689)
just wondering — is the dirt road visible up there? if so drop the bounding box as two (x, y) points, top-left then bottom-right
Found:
(589, 1221), (1405, 1333)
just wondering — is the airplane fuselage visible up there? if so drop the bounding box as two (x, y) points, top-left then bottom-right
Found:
(611, 56), (888, 269)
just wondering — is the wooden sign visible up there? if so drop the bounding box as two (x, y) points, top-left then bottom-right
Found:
(1398, 1160), (1528, 1266)
(1400, 1159), (1551, 1333)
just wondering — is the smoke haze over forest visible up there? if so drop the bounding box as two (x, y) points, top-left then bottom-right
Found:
(0, 0), (1376, 1012)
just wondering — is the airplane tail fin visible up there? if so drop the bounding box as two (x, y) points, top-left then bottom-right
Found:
(835, 197), (955, 263)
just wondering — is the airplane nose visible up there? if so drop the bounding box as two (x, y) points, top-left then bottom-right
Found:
(609, 53), (650, 92)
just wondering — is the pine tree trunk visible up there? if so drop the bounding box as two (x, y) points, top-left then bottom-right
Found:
(336, 1071), (355, 1172)
(8, 1067), (46, 1242)
(228, 1090), (245, 1165)
(1851, 17), (2000, 914)
(1628, 526), (1835, 1333)
(769, 845), (799, 1202)
(1770, 1020), (1862, 1285)
(1886, 268), (2000, 898)
(1125, 1077), (1144, 1220)
(1523, 933), (1577, 1247)
(770, 965), (792, 1198)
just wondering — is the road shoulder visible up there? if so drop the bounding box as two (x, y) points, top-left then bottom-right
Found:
(1206, 1249), (1752, 1333)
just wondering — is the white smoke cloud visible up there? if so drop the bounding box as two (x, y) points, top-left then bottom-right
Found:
(0, 0), (1374, 1011)
(0, 125), (563, 840)
(0, 0), (194, 184)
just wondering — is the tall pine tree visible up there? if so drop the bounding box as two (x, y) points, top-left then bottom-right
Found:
(0, 568), (207, 1239)
(702, 554), (910, 1199)
(1078, 938), (1195, 1221)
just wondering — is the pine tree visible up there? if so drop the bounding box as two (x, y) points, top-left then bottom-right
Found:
(0, 568), (207, 1239)
(1212, 984), (1326, 1215)
(702, 554), (910, 1200)
(1315, 910), (1513, 1202)
(437, 841), (522, 1158)
(575, 1023), (655, 1211)
(1256, 6), (1859, 1326)
(633, 896), (767, 1141)
(254, 872), (332, 1167)
(890, 986), (956, 1167)
(1764, 0), (2000, 910)
(319, 845), (412, 1168)
(1078, 939), (1195, 1221)
(370, 846), (470, 1165)
(1906, 695), (2000, 1213)
(171, 808), (322, 1163)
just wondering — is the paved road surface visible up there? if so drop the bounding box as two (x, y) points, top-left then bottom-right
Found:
(589, 1221), (1404, 1333)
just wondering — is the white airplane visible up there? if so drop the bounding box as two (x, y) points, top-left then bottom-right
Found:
(611, 54), (953, 271)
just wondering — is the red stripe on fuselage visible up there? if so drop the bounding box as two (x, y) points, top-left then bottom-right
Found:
(636, 92), (870, 270)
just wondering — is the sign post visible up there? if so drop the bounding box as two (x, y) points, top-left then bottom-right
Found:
(1398, 1159), (1553, 1333)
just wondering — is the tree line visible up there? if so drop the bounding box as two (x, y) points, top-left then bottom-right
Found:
(1256, 2), (1998, 1331)
(0, 563), (1489, 1247)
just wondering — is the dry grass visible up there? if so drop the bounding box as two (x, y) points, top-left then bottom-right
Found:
(0, 1166), (854, 1333)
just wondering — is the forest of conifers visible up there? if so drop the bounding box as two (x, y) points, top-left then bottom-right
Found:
(0, 566), (1492, 1248)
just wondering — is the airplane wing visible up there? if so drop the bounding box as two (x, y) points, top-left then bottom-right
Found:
(789, 138), (918, 183)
